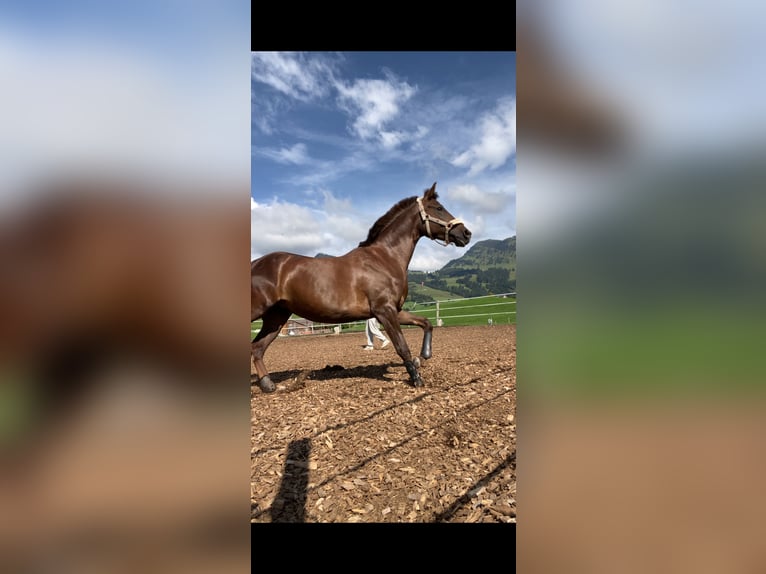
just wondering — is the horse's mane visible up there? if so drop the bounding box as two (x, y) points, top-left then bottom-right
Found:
(358, 196), (417, 247)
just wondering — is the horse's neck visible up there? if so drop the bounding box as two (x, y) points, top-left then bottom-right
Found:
(375, 209), (422, 269)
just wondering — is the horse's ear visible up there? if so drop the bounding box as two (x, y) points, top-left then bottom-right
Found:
(424, 182), (438, 200)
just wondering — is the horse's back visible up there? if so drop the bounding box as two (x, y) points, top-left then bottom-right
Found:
(251, 251), (312, 279)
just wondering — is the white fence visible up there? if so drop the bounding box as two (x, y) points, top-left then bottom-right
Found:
(252, 292), (516, 337)
(412, 292), (517, 325)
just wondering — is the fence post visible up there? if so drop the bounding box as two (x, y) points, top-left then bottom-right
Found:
(436, 301), (440, 326)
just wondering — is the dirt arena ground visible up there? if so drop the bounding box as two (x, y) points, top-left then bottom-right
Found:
(251, 324), (515, 523)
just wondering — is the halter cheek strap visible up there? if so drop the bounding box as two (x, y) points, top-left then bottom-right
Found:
(416, 197), (464, 246)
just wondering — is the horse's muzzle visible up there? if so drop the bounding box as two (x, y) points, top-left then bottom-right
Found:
(450, 225), (472, 247)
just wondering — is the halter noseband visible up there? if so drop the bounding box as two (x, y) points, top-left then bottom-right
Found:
(416, 197), (464, 246)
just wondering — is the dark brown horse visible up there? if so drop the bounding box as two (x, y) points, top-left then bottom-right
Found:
(251, 182), (472, 392)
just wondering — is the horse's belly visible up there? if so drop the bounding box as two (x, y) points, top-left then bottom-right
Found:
(287, 300), (368, 324)
(276, 255), (390, 323)
(285, 278), (369, 322)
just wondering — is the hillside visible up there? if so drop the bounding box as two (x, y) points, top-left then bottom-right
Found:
(407, 236), (516, 303)
(442, 237), (516, 273)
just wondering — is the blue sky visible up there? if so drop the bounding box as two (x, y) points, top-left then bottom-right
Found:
(251, 52), (516, 271)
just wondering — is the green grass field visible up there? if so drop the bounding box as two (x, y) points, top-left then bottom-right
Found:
(251, 294), (516, 338)
(404, 295), (516, 327)
(408, 283), (460, 301)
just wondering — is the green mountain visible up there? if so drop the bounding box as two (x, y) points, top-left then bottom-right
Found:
(407, 236), (516, 302)
(442, 236), (516, 272)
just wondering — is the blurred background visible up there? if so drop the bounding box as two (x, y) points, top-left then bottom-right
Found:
(3, 0), (766, 569)
(0, 2), (251, 572)
(517, 1), (766, 572)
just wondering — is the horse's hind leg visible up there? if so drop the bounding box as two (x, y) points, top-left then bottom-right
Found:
(252, 306), (291, 393)
(397, 310), (433, 361)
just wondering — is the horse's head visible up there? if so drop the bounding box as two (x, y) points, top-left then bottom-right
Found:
(416, 183), (472, 247)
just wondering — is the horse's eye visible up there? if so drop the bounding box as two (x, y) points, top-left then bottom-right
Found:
(436, 206), (443, 212)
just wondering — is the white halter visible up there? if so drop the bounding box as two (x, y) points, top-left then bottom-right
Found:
(416, 197), (464, 246)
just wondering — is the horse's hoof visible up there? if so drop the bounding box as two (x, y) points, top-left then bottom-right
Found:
(412, 357), (421, 368)
(412, 377), (424, 388)
(259, 376), (276, 393)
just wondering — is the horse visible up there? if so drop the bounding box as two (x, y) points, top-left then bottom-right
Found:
(251, 182), (472, 393)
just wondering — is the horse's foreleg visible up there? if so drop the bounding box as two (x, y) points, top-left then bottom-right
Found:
(397, 310), (433, 360)
(252, 306), (291, 393)
(376, 309), (423, 388)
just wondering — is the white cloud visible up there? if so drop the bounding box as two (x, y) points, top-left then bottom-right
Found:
(251, 95), (282, 135)
(321, 189), (368, 241)
(252, 60), (430, 156)
(326, 213), (368, 243)
(281, 150), (376, 187)
(251, 198), (326, 258)
(251, 190), (369, 259)
(410, 252), (454, 272)
(435, 174), (516, 244)
(251, 52), (335, 101)
(452, 97), (516, 175)
(447, 184), (513, 213)
(335, 73), (416, 146)
(468, 215), (486, 237)
(379, 130), (406, 149)
(410, 241), (472, 272)
(253, 143), (312, 165)
(320, 189), (352, 212)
